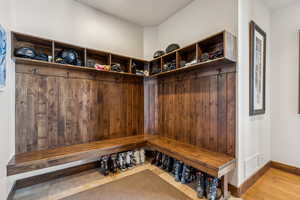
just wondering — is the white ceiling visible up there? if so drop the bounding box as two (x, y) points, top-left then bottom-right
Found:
(263, 0), (298, 10)
(76, 0), (194, 26)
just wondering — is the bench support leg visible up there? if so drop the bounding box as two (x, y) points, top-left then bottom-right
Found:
(221, 174), (230, 200)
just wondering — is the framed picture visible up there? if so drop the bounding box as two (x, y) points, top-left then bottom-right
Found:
(249, 21), (266, 116)
(0, 24), (7, 91)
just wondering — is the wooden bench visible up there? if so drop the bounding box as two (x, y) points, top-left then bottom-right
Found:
(7, 134), (235, 198)
(7, 135), (152, 176)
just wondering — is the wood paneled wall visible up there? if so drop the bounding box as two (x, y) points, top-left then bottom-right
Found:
(15, 64), (144, 154)
(144, 64), (236, 157)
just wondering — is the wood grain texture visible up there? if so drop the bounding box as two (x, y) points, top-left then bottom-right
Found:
(145, 65), (236, 157)
(147, 136), (235, 178)
(8, 134), (153, 176)
(271, 161), (300, 176)
(15, 64), (144, 154)
(242, 168), (300, 200)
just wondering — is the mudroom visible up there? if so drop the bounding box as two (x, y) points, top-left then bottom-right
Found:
(1, 0), (300, 200)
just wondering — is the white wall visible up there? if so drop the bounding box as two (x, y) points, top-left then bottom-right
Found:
(157, 0), (237, 50)
(143, 27), (159, 60)
(12, 0), (144, 58)
(0, 0), (145, 198)
(270, 2), (300, 168)
(237, 0), (271, 186)
(0, 0), (15, 198)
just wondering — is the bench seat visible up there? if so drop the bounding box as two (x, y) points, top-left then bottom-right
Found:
(7, 135), (152, 176)
(7, 134), (235, 179)
(146, 136), (235, 178)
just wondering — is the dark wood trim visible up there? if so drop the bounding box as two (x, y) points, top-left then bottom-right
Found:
(229, 161), (271, 197)
(249, 21), (267, 116)
(6, 183), (16, 200)
(15, 162), (99, 190)
(271, 161), (300, 176)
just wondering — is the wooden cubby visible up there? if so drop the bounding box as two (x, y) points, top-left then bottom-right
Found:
(11, 32), (53, 59)
(111, 54), (131, 73)
(161, 51), (176, 72)
(149, 58), (162, 75)
(177, 44), (197, 68)
(86, 48), (110, 68)
(54, 41), (85, 66)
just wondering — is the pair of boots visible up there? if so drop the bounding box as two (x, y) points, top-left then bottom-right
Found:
(174, 161), (195, 184)
(196, 172), (219, 200)
(99, 154), (118, 175)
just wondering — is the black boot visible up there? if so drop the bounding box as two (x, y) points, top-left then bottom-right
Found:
(155, 152), (162, 167)
(99, 155), (109, 176)
(174, 160), (183, 182)
(171, 159), (178, 176)
(167, 157), (174, 173)
(196, 171), (206, 198)
(110, 154), (118, 174)
(207, 177), (219, 200)
(161, 154), (169, 170)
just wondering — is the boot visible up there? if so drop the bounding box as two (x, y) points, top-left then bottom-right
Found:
(133, 150), (141, 165)
(118, 153), (127, 171)
(99, 155), (109, 176)
(196, 171), (206, 198)
(155, 152), (162, 167)
(161, 154), (168, 169)
(207, 177), (219, 200)
(171, 159), (178, 176)
(126, 151), (133, 168)
(167, 157), (174, 173)
(181, 165), (192, 184)
(174, 160), (183, 182)
(151, 151), (158, 165)
(110, 154), (118, 174)
(140, 148), (145, 164)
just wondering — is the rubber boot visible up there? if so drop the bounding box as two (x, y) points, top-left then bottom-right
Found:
(110, 154), (118, 174)
(140, 148), (145, 164)
(174, 160), (183, 182)
(151, 151), (158, 165)
(161, 154), (168, 170)
(171, 159), (178, 176)
(207, 177), (219, 200)
(100, 155), (109, 176)
(196, 171), (206, 198)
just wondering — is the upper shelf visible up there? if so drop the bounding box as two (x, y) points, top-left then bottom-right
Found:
(11, 30), (237, 78)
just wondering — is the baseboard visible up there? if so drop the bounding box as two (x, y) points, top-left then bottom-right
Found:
(6, 182), (16, 200)
(271, 161), (300, 176)
(229, 161), (271, 197)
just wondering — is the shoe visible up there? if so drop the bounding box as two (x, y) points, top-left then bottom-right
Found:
(196, 171), (206, 198)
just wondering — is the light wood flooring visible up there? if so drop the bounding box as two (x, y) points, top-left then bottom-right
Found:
(242, 168), (300, 200)
(12, 164), (240, 200)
